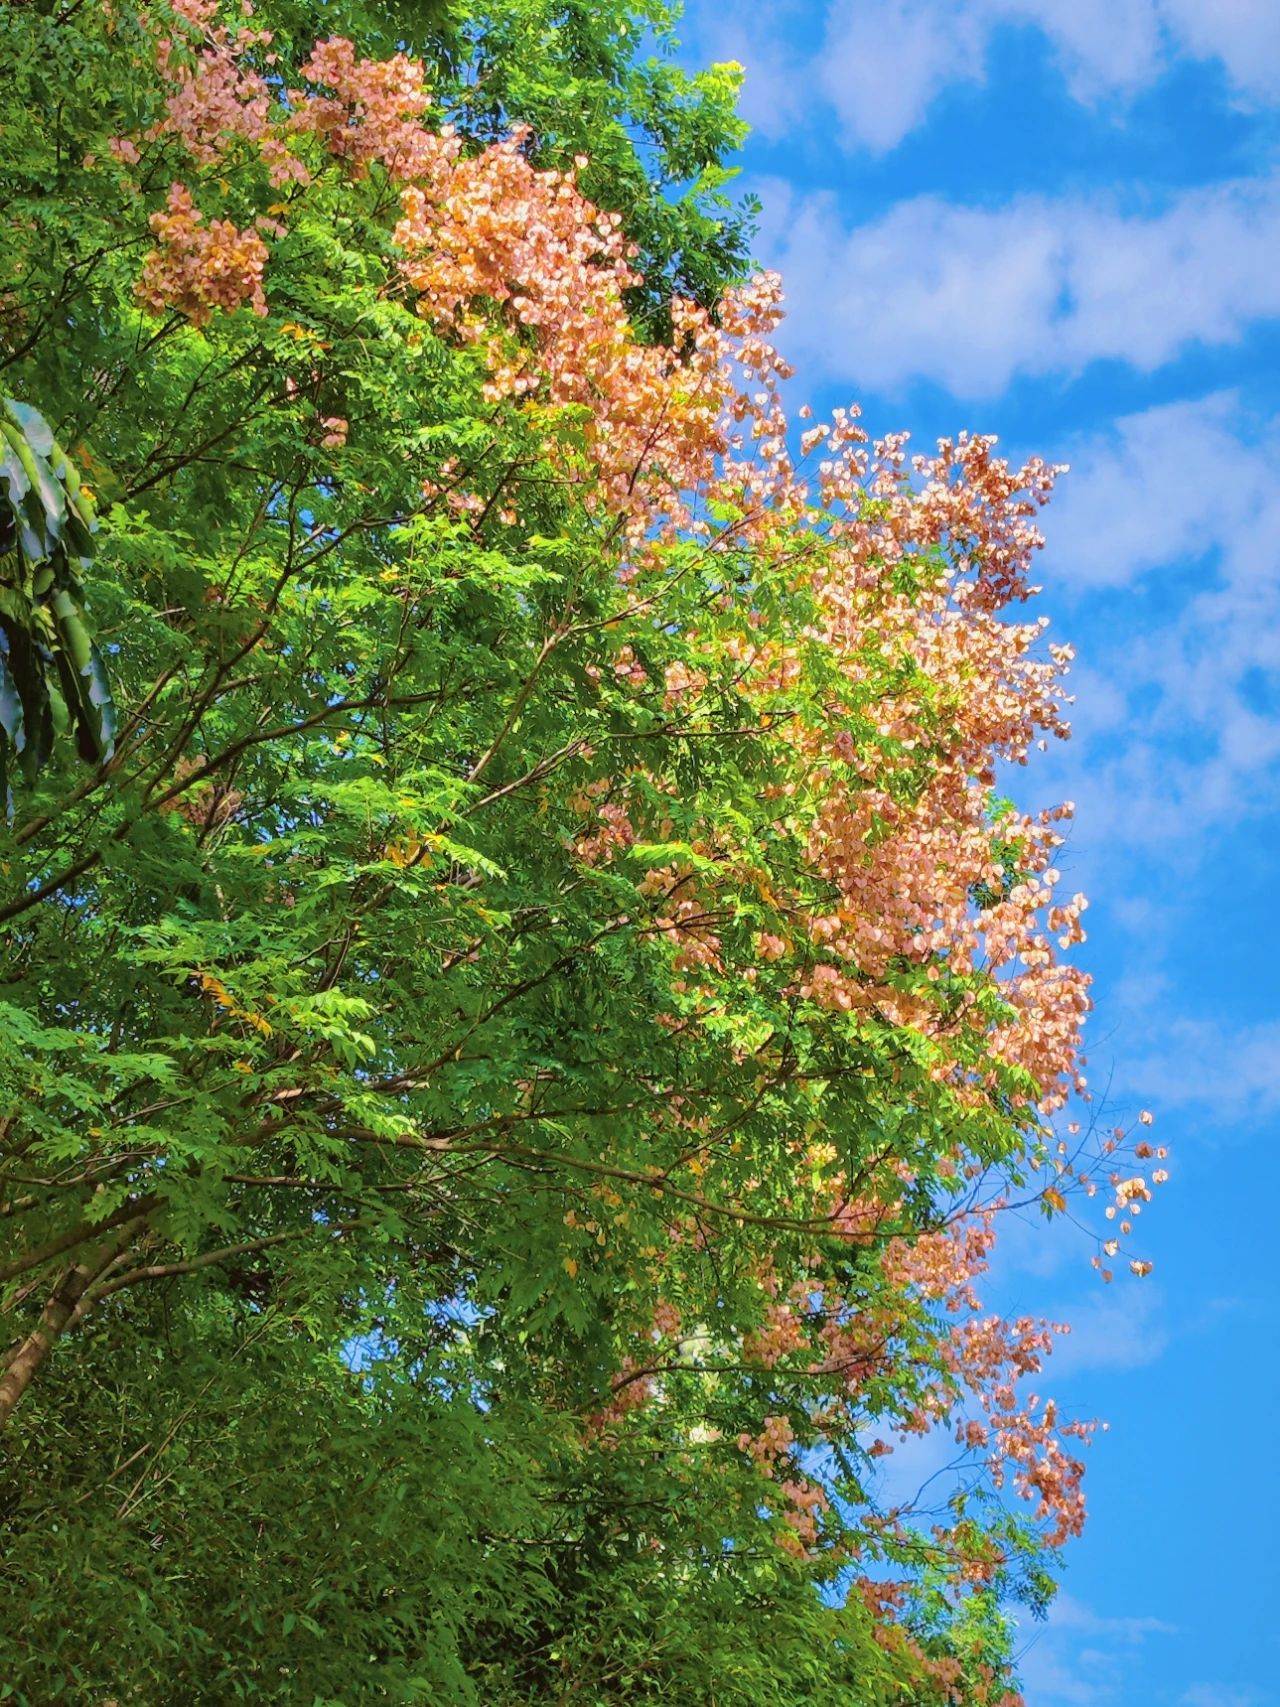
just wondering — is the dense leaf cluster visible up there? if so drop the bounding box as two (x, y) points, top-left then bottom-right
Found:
(0, 3), (1102, 1702)
(0, 398), (116, 802)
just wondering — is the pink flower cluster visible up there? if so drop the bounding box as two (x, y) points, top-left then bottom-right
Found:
(294, 37), (437, 180)
(136, 182), (268, 324)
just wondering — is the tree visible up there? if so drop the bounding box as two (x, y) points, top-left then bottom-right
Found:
(0, 1), (1164, 1700)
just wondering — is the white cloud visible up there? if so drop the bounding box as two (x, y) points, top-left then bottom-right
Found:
(818, 0), (992, 154)
(688, 0), (1280, 155)
(1159, 0), (1280, 102)
(1027, 392), (1280, 875)
(1045, 393), (1280, 590)
(818, 0), (1166, 152)
(1016, 1590), (1175, 1707)
(757, 175), (1280, 398)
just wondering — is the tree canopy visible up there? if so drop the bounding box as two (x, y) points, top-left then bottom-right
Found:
(0, 1), (1163, 1700)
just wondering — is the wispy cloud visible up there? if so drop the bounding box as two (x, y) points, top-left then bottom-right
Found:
(1047, 1285), (1170, 1378)
(754, 175), (1280, 397)
(1049, 1591), (1176, 1644)
(684, 0), (1280, 154)
(1017, 1590), (1176, 1706)
(1120, 1019), (1280, 1121)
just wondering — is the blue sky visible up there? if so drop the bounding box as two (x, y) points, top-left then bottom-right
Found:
(672, 4), (1280, 1703)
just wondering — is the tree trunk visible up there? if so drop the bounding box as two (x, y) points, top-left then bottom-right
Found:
(0, 1219), (145, 1428)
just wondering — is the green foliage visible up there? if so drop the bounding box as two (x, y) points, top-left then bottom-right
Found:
(0, 2), (1071, 1702)
(439, 0), (756, 329)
